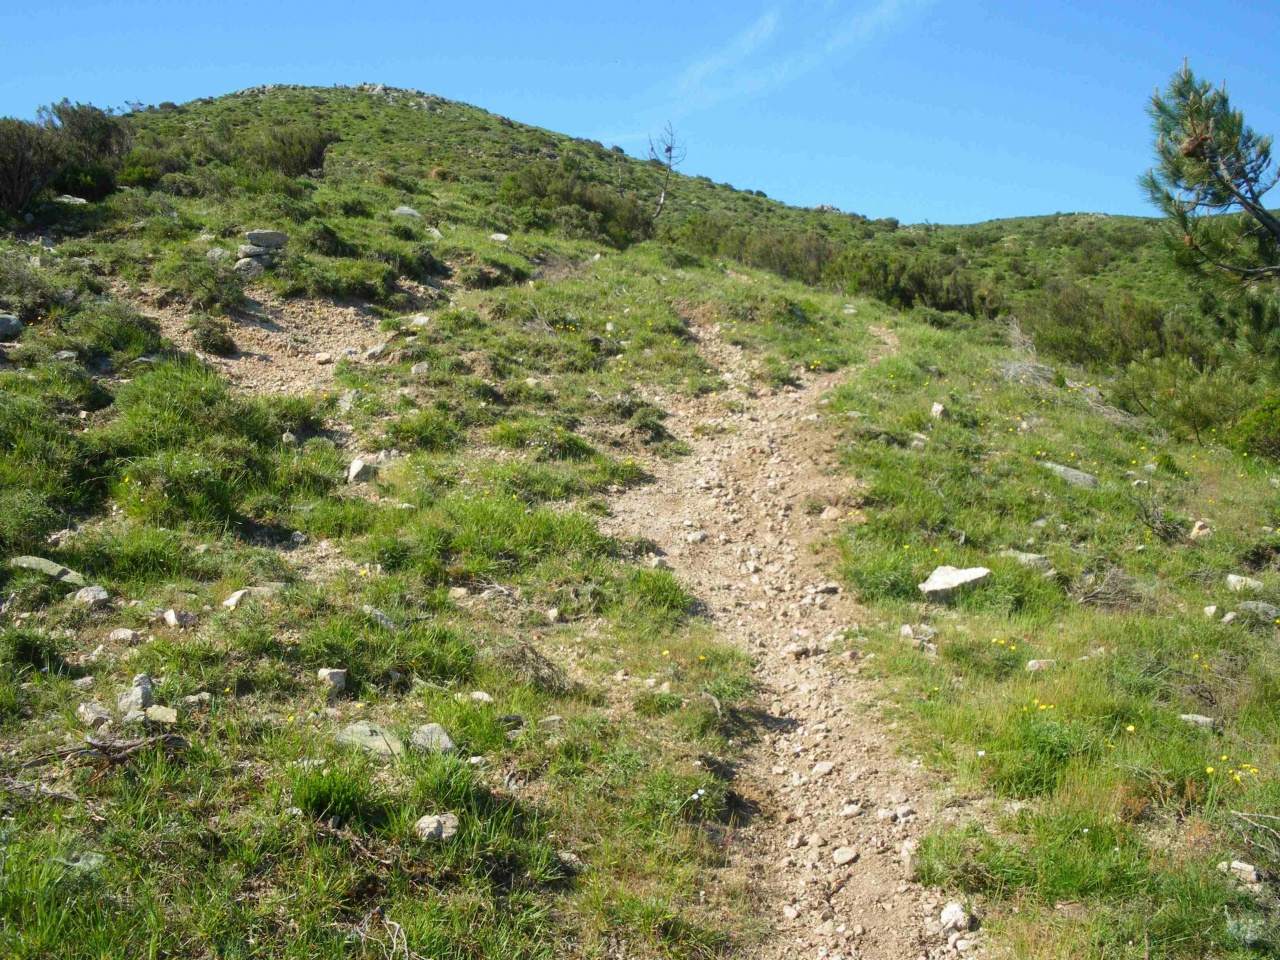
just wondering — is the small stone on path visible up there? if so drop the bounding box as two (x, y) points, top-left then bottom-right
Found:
(164, 609), (196, 628)
(1227, 574), (1264, 592)
(409, 722), (455, 754)
(317, 668), (347, 693)
(75, 585), (111, 609)
(145, 705), (178, 724)
(998, 549), (1050, 570)
(347, 458), (377, 483)
(414, 812), (459, 841)
(118, 674), (153, 713)
(77, 702), (111, 731)
(940, 902), (970, 933)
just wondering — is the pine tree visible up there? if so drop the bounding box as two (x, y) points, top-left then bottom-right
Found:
(1141, 62), (1280, 296)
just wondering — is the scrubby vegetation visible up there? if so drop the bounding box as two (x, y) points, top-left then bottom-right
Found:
(0, 65), (1278, 959)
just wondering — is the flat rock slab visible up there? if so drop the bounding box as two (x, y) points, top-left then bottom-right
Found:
(244, 229), (287, 248)
(335, 721), (403, 758)
(1227, 574), (1264, 592)
(1043, 462), (1098, 488)
(11, 556), (86, 587)
(146, 705), (178, 724)
(919, 565), (990, 600)
(1238, 601), (1280, 621)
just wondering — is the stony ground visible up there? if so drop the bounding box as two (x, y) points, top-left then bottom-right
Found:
(121, 280), (407, 395)
(98, 276), (985, 958)
(602, 316), (981, 960)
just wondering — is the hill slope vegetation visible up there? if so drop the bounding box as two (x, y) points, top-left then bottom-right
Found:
(0, 83), (1278, 959)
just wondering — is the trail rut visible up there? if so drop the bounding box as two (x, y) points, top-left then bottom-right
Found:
(603, 319), (967, 960)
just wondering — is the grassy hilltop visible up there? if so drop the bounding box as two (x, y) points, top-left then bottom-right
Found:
(0, 83), (1278, 958)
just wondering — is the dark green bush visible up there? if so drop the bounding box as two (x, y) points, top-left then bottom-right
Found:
(499, 158), (651, 248)
(1230, 394), (1280, 459)
(299, 219), (358, 257)
(1022, 283), (1169, 367)
(0, 627), (66, 672)
(153, 248), (243, 311)
(188, 315), (237, 356)
(239, 125), (337, 177)
(273, 254), (397, 302)
(0, 489), (59, 556)
(0, 253), (63, 320)
(672, 214), (842, 285)
(0, 119), (61, 216)
(58, 302), (162, 362)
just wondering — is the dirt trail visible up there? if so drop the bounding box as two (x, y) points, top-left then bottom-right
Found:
(603, 319), (966, 960)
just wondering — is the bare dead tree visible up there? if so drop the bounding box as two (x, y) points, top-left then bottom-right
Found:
(648, 122), (686, 224)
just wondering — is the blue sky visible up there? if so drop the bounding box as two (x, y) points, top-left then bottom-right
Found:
(3, 1), (1277, 223)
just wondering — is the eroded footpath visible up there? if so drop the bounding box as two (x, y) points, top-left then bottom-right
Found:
(603, 319), (977, 960)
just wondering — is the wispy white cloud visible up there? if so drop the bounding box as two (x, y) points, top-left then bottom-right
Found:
(592, 0), (931, 149)
(671, 0), (930, 113)
(673, 10), (781, 96)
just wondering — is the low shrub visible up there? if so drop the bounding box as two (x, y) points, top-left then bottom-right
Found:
(187, 314), (237, 356)
(1229, 394), (1280, 459)
(239, 125), (337, 177)
(289, 763), (380, 824)
(0, 252), (64, 321)
(490, 419), (595, 460)
(499, 158), (652, 248)
(153, 248), (243, 311)
(273, 254), (397, 302)
(298, 219), (359, 257)
(385, 409), (463, 451)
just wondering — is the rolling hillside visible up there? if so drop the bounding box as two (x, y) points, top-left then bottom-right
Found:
(0, 84), (1277, 960)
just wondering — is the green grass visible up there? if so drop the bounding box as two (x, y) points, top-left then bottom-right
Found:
(828, 312), (1280, 957)
(0, 107), (803, 953)
(2, 79), (1278, 959)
